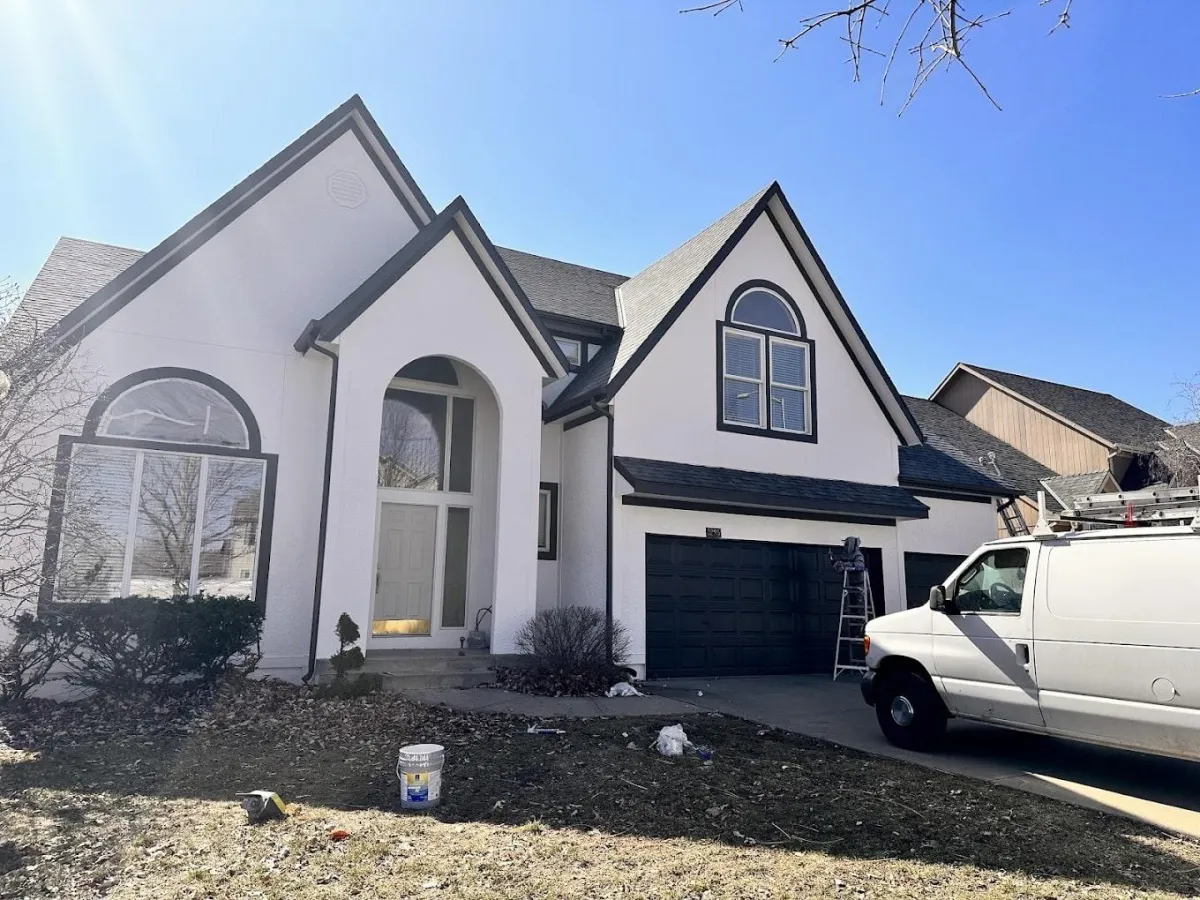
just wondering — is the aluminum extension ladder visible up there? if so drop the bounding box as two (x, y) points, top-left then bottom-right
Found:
(998, 498), (1030, 536)
(832, 537), (877, 681)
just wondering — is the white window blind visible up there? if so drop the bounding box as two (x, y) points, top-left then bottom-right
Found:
(722, 329), (764, 427)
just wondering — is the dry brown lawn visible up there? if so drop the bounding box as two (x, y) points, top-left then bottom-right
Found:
(3, 681), (1199, 899)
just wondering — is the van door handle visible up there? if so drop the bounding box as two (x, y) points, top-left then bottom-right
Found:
(1015, 642), (1030, 669)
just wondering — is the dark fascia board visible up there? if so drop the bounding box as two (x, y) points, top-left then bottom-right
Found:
(905, 486), (1000, 505)
(898, 476), (1015, 500)
(539, 312), (623, 341)
(47, 95), (434, 348)
(303, 196), (568, 378)
(547, 183), (924, 447)
(622, 494), (898, 527)
(613, 460), (928, 521)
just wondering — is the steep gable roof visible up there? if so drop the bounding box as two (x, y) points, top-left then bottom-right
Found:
(902, 395), (1056, 502)
(496, 247), (626, 328)
(299, 196), (568, 377)
(546, 183), (923, 445)
(935, 363), (1170, 451)
(8, 238), (144, 334)
(40, 95), (434, 347)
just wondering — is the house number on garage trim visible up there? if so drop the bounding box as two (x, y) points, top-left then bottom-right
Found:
(706, 527), (722, 539)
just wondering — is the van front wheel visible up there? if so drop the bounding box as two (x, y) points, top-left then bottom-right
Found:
(875, 670), (946, 751)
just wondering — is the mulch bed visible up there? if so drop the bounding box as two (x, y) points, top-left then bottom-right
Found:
(3, 680), (1199, 899)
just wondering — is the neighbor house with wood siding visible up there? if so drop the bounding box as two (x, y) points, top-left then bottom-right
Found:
(930, 363), (1172, 528)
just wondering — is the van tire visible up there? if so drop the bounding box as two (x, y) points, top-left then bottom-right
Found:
(875, 669), (946, 751)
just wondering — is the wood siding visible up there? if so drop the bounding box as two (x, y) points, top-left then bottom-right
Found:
(940, 375), (1111, 476)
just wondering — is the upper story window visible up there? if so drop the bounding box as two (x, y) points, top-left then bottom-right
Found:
(554, 337), (583, 368)
(719, 281), (816, 443)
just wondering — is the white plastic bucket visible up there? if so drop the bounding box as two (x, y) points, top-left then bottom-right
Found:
(397, 743), (444, 809)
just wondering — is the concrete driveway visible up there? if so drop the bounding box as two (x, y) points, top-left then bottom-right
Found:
(650, 674), (1200, 839)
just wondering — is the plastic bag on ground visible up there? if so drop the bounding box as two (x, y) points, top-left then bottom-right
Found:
(656, 724), (689, 757)
(606, 682), (644, 697)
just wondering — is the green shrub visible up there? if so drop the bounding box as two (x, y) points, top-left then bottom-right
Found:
(0, 611), (81, 703)
(329, 612), (365, 679)
(60, 594), (264, 694)
(313, 671), (383, 699)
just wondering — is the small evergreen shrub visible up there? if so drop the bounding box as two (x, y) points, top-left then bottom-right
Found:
(314, 613), (380, 699)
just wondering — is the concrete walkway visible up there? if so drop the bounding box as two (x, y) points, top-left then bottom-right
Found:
(406, 675), (1200, 840)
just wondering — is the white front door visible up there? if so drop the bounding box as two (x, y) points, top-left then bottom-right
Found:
(931, 544), (1044, 728)
(374, 503), (437, 635)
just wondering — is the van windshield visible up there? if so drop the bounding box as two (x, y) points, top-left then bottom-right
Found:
(954, 548), (1028, 613)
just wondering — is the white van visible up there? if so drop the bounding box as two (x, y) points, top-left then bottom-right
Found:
(861, 526), (1200, 760)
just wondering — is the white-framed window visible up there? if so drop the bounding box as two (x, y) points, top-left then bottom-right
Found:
(554, 337), (582, 367)
(537, 483), (558, 560)
(719, 283), (815, 441)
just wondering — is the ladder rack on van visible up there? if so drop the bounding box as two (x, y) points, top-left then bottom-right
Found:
(1053, 483), (1200, 528)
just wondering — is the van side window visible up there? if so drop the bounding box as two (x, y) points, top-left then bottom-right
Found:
(953, 548), (1028, 614)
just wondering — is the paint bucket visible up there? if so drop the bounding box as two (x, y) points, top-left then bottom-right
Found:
(396, 744), (444, 809)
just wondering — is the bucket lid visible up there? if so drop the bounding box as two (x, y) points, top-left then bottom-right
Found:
(398, 743), (445, 760)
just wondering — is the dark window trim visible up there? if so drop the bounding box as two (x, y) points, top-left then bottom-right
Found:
(716, 321), (818, 444)
(622, 494), (896, 527)
(724, 279), (807, 337)
(38, 434), (278, 613)
(538, 482), (559, 560)
(82, 367), (263, 453)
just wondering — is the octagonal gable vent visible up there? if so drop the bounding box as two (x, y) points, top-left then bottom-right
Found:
(327, 170), (368, 209)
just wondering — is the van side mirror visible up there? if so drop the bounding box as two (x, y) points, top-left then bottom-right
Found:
(928, 585), (947, 612)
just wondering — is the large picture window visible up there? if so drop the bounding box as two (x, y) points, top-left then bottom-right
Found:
(46, 370), (274, 605)
(718, 281), (816, 443)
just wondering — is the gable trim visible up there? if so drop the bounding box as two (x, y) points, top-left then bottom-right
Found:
(932, 363), (1116, 450)
(302, 196), (568, 378)
(546, 184), (923, 446)
(47, 96), (432, 348)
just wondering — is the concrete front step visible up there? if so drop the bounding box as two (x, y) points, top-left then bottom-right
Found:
(380, 670), (496, 691)
(314, 649), (498, 689)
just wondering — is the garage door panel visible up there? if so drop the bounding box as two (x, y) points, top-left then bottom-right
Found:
(904, 552), (965, 610)
(645, 534), (883, 678)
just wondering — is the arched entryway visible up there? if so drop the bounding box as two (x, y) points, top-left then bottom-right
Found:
(370, 356), (499, 644)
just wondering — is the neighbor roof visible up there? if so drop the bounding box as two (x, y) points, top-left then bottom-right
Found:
(496, 247), (626, 328)
(614, 456), (930, 521)
(902, 396), (1057, 504)
(9, 238), (144, 334)
(938, 364), (1170, 450)
(1041, 471), (1113, 509)
(547, 183), (924, 446)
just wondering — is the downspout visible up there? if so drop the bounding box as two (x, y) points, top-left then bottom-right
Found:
(302, 341), (339, 683)
(590, 399), (615, 665)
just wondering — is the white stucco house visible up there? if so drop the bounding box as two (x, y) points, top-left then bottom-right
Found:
(12, 95), (1015, 680)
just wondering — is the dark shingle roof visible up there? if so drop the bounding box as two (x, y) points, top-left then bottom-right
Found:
(546, 187), (770, 417)
(902, 396), (1057, 504)
(614, 456), (929, 520)
(10, 237), (145, 333)
(965, 365), (1169, 450)
(1041, 471), (1111, 508)
(898, 439), (1014, 497)
(496, 247), (626, 328)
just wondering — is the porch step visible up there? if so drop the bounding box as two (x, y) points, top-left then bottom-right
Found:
(314, 649), (497, 689)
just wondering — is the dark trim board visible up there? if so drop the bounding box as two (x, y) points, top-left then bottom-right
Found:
(562, 408), (605, 432)
(622, 495), (898, 527)
(82, 366), (264, 453)
(38, 435), (278, 612)
(49, 97), (432, 348)
(538, 482), (559, 560)
(301, 197), (568, 378)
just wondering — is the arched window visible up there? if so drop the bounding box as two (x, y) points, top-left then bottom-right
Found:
(719, 281), (816, 441)
(48, 369), (273, 605)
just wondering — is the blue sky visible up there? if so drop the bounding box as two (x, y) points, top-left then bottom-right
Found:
(2, 1), (1197, 418)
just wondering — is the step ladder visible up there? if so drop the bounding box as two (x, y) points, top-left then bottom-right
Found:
(998, 498), (1030, 536)
(832, 537), (876, 681)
